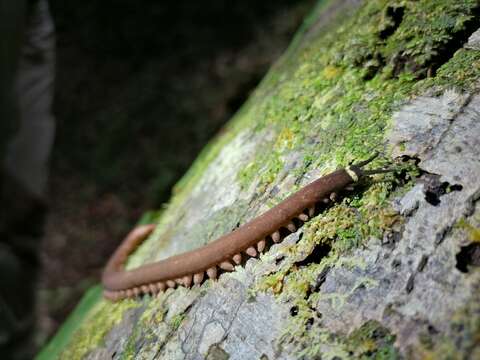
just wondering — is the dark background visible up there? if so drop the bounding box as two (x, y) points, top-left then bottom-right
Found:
(37, 0), (315, 344)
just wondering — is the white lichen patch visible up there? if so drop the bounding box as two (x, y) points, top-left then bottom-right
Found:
(465, 27), (480, 50)
(389, 89), (470, 158)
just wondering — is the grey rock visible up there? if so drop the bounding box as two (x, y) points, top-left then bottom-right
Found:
(465, 27), (480, 50)
(315, 90), (480, 352)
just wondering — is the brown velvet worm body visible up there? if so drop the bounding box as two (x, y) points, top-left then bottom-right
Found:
(102, 154), (387, 301)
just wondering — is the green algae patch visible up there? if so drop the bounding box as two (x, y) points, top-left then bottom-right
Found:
(139, 296), (167, 325)
(169, 313), (187, 331)
(420, 49), (480, 91)
(35, 285), (103, 360)
(117, 289), (197, 359)
(57, 296), (140, 359)
(456, 217), (480, 244)
(344, 321), (399, 360)
(306, 182), (400, 253)
(37, 285), (140, 360)
(279, 316), (400, 359)
(254, 174), (403, 293)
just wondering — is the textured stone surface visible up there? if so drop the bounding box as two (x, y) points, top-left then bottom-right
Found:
(316, 90), (480, 352)
(86, 306), (145, 360)
(466, 28), (480, 50)
(389, 90), (471, 159)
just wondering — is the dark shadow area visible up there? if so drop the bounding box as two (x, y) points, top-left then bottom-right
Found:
(296, 243), (332, 268)
(456, 243), (480, 273)
(422, 174), (463, 206)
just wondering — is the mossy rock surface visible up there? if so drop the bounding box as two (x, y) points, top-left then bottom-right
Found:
(38, 0), (480, 359)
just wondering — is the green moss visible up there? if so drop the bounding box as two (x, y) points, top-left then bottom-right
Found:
(250, 0), (477, 295)
(421, 48), (480, 91)
(120, 324), (143, 360)
(381, 1), (478, 75)
(344, 320), (399, 360)
(237, 160), (260, 190)
(170, 313), (187, 330)
(139, 296), (167, 325)
(35, 286), (103, 360)
(117, 293), (190, 359)
(257, 272), (287, 294)
(306, 183), (400, 253)
(279, 316), (399, 359)
(58, 297), (140, 359)
(37, 286), (145, 360)
(137, 209), (165, 225)
(254, 176), (402, 296)
(456, 217), (480, 243)
(231, 0), (479, 195)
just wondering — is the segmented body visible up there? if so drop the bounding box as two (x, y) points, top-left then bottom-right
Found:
(102, 165), (366, 301)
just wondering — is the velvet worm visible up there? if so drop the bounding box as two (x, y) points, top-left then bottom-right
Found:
(102, 154), (386, 301)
